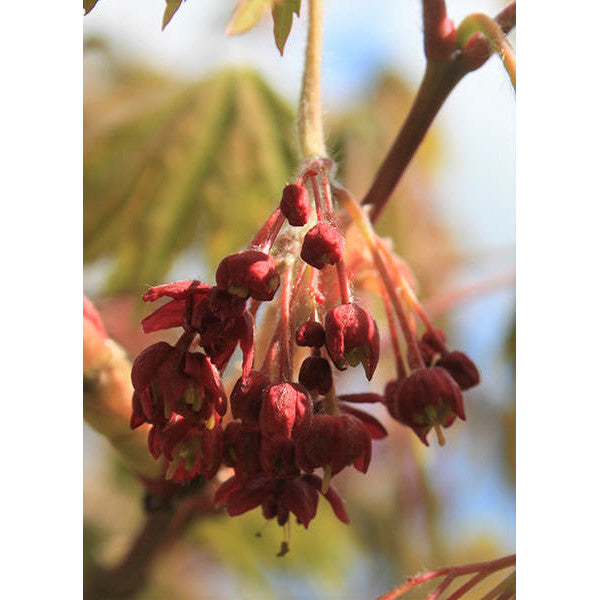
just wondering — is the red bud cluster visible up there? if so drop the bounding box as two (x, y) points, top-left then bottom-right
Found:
(129, 159), (480, 550)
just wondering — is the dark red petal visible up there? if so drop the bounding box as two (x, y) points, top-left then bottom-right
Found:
(303, 474), (350, 524)
(214, 476), (241, 506)
(226, 484), (271, 516)
(339, 404), (388, 440)
(143, 280), (210, 302)
(281, 478), (318, 529)
(142, 299), (187, 333)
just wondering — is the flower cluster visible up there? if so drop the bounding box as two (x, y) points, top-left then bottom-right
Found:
(130, 160), (479, 550)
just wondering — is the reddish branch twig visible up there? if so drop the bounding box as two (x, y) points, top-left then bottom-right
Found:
(377, 553), (516, 600)
(362, 2), (516, 223)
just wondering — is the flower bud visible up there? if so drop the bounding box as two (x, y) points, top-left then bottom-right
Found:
(295, 320), (326, 348)
(325, 304), (380, 380)
(216, 250), (280, 301)
(280, 183), (311, 226)
(259, 382), (313, 440)
(436, 351), (480, 390)
(300, 223), (344, 270)
(298, 356), (332, 395)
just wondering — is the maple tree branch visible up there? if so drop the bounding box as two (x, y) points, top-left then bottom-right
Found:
(362, 2), (516, 223)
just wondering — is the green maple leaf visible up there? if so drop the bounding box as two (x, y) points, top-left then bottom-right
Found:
(162, 0), (184, 30)
(83, 0), (100, 15)
(226, 0), (272, 35)
(272, 0), (301, 55)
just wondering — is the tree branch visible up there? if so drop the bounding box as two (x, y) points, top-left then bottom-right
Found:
(361, 2), (516, 223)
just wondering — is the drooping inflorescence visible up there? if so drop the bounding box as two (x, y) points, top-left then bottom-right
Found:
(130, 159), (479, 552)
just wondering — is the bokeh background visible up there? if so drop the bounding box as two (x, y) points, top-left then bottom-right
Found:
(83, 1), (515, 598)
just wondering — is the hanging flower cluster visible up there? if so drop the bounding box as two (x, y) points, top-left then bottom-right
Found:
(130, 159), (479, 551)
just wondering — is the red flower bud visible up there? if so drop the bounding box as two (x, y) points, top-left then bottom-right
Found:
(280, 183), (311, 226)
(230, 370), (271, 430)
(436, 351), (480, 390)
(216, 250), (280, 301)
(388, 367), (465, 446)
(298, 356), (333, 395)
(295, 320), (326, 348)
(259, 382), (313, 440)
(300, 223), (344, 269)
(325, 304), (380, 380)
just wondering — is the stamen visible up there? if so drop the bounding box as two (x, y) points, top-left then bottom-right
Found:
(433, 422), (446, 447)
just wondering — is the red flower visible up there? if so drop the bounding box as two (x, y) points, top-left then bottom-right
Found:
(300, 223), (344, 269)
(130, 342), (227, 426)
(280, 183), (311, 226)
(259, 382), (313, 440)
(152, 416), (223, 482)
(387, 367), (465, 446)
(215, 473), (349, 528)
(295, 414), (372, 475)
(324, 304), (380, 380)
(141, 282), (255, 377)
(216, 250), (280, 301)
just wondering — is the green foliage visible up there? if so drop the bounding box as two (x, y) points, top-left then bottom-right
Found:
(189, 504), (363, 597)
(84, 65), (299, 295)
(272, 0), (301, 55)
(227, 0), (302, 55)
(226, 0), (273, 36)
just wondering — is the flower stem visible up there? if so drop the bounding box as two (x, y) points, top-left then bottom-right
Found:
(456, 13), (516, 90)
(298, 0), (326, 158)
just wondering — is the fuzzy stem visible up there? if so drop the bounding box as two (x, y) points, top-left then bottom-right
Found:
(336, 260), (351, 304)
(298, 0), (326, 158)
(335, 186), (424, 368)
(278, 266), (294, 381)
(456, 13), (516, 90)
(381, 286), (408, 379)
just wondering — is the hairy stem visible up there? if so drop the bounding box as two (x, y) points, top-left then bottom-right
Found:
(298, 0), (326, 158)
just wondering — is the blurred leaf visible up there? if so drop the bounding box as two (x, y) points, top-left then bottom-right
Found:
(189, 505), (363, 596)
(272, 0), (301, 55)
(226, 0), (272, 35)
(83, 0), (99, 15)
(84, 57), (299, 295)
(162, 0), (184, 30)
